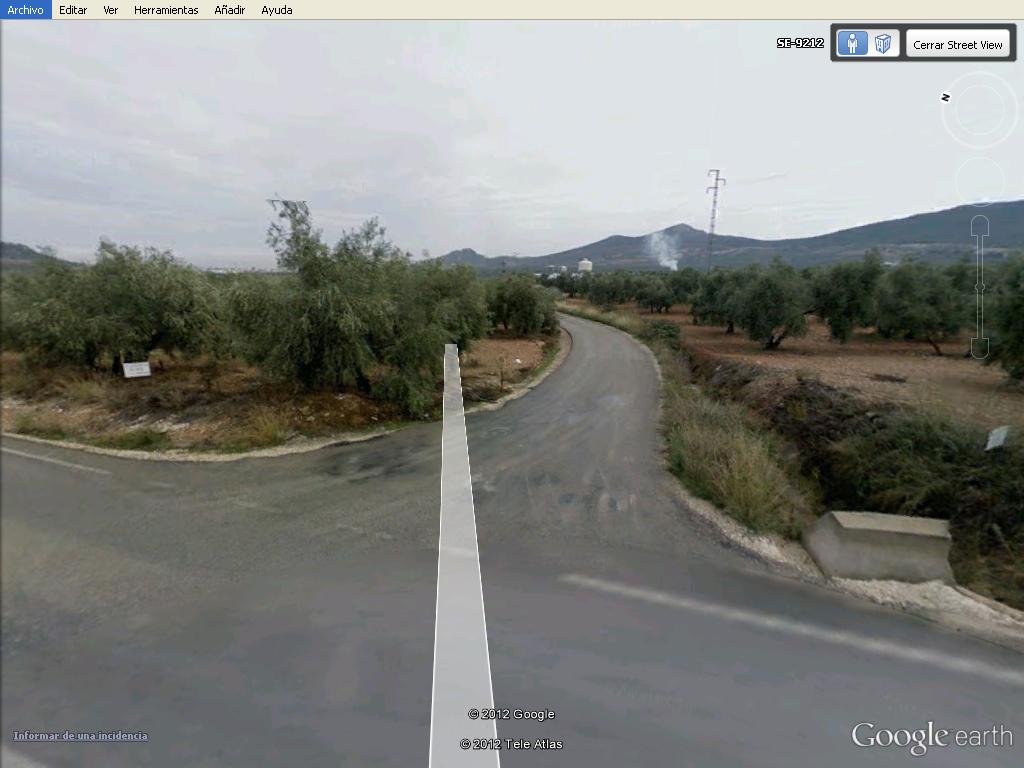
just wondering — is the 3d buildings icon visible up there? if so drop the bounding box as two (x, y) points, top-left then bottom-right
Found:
(874, 34), (892, 54)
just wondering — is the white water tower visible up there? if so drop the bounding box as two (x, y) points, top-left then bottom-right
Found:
(578, 258), (593, 273)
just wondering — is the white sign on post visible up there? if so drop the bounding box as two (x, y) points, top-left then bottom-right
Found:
(985, 425), (1010, 452)
(122, 361), (152, 379)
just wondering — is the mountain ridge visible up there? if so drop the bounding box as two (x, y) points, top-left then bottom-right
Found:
(443, 200), (1024, 271)
(0, 242), (81, 274)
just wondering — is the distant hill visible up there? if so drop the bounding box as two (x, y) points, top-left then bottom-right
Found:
(0, 242), (79, 274)
(441, 248), (494, 269)
(442, 200), (1024, 272)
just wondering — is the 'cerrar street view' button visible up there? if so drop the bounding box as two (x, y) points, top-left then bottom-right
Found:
(907, 28), (1012, 58)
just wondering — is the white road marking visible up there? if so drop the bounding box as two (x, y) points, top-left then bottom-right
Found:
(440, 545), (482, 560)
(1, 447), (111, 476)
(1, 746), (51, 768)
(561, 574), (1024, 688)
(429, 345), (500, 767)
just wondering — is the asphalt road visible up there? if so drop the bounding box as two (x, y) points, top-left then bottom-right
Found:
(2, 315), (1021, 767)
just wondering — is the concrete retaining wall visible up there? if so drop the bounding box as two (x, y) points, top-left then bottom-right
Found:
(802, 511), (954, 583)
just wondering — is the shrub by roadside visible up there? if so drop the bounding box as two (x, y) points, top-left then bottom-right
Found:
(92, 428), (172, 451)
(660, 350), (814, 537)
(684, 341), (1024, 610)
(13, 411), (68, 440)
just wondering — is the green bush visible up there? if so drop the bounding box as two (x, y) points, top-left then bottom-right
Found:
(639, 319), (681, 345)
(635, 275), (673, 313)
(1, 244), (221, 368)
(733, 260), (811, 349)
(989, 254), (1024, 380)
(665, 268), (702, 305)
(584, 271), (639, 310)
(756, 374), (1022, 606)
(875, 261), (964, 354)
(230, 211), (399, 393)
(828, 410), (1023, 604)
(2, 261), (100, 366)
(93, 428), (171, 451)
(811, 251), (883, 342)
(228, 202), (488, 417)
(689, 268), (745, 331)
(486, 274), (557, 336)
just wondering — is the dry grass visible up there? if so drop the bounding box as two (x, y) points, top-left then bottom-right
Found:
(557, 301), (648, 336)
(659, 347), (814, 537)
(12, 411), (69, 440)
(0, 352), (60, 398)
(239, 407), (292, 449)
(54, 376), (108, 405)
(663, 386), (809, 536)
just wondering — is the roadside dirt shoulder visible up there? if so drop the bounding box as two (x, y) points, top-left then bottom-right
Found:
(0, 330), (569, 463)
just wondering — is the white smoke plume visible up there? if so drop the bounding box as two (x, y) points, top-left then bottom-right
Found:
(646, 231), (678, 271)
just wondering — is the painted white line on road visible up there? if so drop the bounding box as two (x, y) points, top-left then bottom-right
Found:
(1, 447), (111, 476)
(440, 545), (482, 560)
(2, 746), (51, 768)
(562, 574), (1024, 688)
(429, 344), (500, 767)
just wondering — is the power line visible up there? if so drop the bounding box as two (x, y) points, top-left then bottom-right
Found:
(705, 169), (726, 273)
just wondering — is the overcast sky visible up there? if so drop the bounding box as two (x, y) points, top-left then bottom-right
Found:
(2, 21), (1021, 268)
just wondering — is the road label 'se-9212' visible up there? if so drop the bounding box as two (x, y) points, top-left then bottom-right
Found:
(777, 37), (825, 48)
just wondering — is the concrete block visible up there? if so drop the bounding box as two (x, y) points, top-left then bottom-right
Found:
(802, 511), (954, 583)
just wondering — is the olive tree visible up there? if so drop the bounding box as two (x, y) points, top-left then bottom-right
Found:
(585, 271), (637, 310)
(230, 203), (398, 392)
(811, 251), (883, 342)
(666, 267), (702, 306)
(486, 273), (557, 336)
(230, 202), (489, 415)
(1, 243), (219, 369)
(88, 242), (222, 368)
(989, 254), (1024, 380)
(377, 260), (488, 415)
(689, 268), (745, 332)
(734, 260), (811, 349)
(875, 261), (963, 355)
(1, 261), (98, 366)
(635, 274), (673, 313)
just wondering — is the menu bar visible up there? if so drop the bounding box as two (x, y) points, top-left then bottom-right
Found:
(1, 1), (1023, 21)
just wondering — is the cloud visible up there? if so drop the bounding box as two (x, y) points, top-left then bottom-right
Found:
(2, 22), (1018, 266)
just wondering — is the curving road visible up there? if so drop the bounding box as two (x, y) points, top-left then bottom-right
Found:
(2, 315), (1021, 767)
